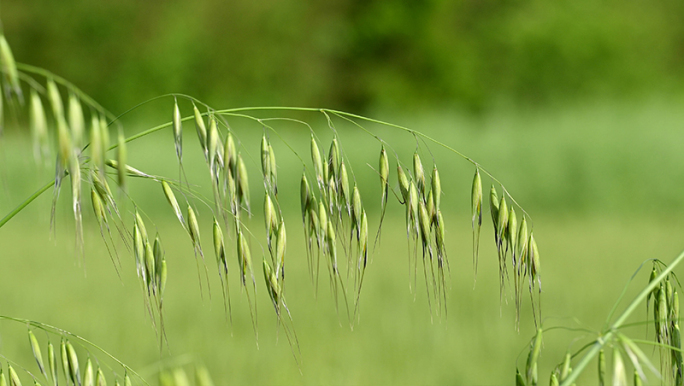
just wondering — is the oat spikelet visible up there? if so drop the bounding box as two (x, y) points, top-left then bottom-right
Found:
(0, 34), (22, 99)
(28, 330), (46, 377)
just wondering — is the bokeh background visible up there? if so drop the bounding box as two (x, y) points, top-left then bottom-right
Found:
(2, 0), (684, 384)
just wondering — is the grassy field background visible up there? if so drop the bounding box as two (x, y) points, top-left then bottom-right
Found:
(1, 99), (684, 384)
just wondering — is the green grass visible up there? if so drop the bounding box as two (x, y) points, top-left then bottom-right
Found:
(2, 99), (684, 384)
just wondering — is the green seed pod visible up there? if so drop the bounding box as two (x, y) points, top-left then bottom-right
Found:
(48, 341), (57, 386)
(515, 368), (526, 386)
(144, 240), (155, 287)
(192, 102), (207, 155)
(162, 180), (184, 226)
(269, 143), (277, 186)
(529, 233), (540, 280)
(408, 181), (419, 233)
(360, 210), (369, 265)
(0, 370), (6, 386)
(352, 185), (362, 228)
(549, 373), (558, 386)
(261, 134), (271, 179)
(224, 132), (236, 173)
(60, 340), (70, 386)
(28, 330), (46, 376)
(133, 224), (144, 280)
(413, 152), (425, 195)
(311, 135), (324, 186)
(379, 146), (389, 202)
(397, 165), (410, 203)
(426, 190), (436, 224)
(213, 218), (225, 265)
(436, 210), (446, 248)
(66, 341), (80, 386)
(264, 194), (277, 237)
(0, 34), (21, 97)
(96, 369), (106, 386)
(508, 207), (518, 257)
(276, 220), (287, 274)
(300, 173), (311, 220)
(173, 98), (182, 161)
(68, 93), (84, 150)
(489, 185), (500, 230)
(598, 349), (606, 386)
(418, 201), (431, 243)
(497, 196), (509, 243)
(116, 129), (127, 191)
(208, 114), (219, 168)
(236, 154), (250, 212)
(329, 137), (340, 180)
(154, 235), (164, 286)
(8, 365), (21, 386)
(263, 260), (276, 302)
(187, 205), (201, 245)
(633, 370), (642, 386)
(135, 211), (148, 242)
(47, 79), (64, 120)
(91, 189), (106, 228)
(84, 359), (94, 386)
(160, 259), (168, 296)
(30, 89), (48, 161)
(124, 375), (132, 386)
(339, 162), (350, 206)
(431, 165), (440, 211)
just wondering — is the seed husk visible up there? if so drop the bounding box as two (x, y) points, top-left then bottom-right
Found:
(192, 102), (207, 156)
(526, 328), (542, 385)
(339, 162), (350, 211)
(84, 359), (94, 386)
(549, 373), (558, 386)
(66, 341), (80, 386)
(213, 218), (226, 267)
(559, 352), (571, 381)
(8, 365), (21, 386)
(413, 152), (425, 196)
(30, 89), (48, 162)
(96, 369), (106, 386)
(612, 347), (626, 386)
(515, 368), (526, 386)
(47, 79), (64, 120)
(207, 114), (219, 169)
(431, 165), (440, 211)
(68, 93), (84, 150)
(236, 154), (250, 213)
(48, 341), (57, 386)
(28, 330), (46, 377)
(0, 34), (21, 98)
(161, 180), (184, 227)
(471, 168), (482, 271)
(300, 173), (311, 221)
(328, 137), (340, 180)
(397, 165), (409, 203)
(275, 220), (287, 277)
(224, 132), (236, 174)
(311, 135), (324, 187)
(60, 340), (69, 385)
(173, 98), (182, 161)
(489, 185), (500, 233)
(195, 366), (214, 386)
(187, 205), (201, 246)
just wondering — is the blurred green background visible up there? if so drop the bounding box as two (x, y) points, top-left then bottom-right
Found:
(2, 0), (684, 384)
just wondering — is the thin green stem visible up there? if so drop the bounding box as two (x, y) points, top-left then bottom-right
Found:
(0, 179), (53, 228)
(560, 248), (684, 386)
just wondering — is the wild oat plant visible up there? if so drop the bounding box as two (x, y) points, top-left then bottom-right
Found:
(1, 20), (681, 386)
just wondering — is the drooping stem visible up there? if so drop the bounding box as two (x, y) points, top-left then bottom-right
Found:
(560, 248), (684, 386)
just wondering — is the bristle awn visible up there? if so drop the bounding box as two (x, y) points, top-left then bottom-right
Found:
(354, 210), (368, 322)
(471, 168), (482, 280)
(90, 188), (120, 276)
(213, 218), (232, 324)
(29, 89), (49, 163)
(374, 145), (389, 250)
(237, 228), (258, 343)
(418, 199), (437, 317)
(187, 205), (210, 299)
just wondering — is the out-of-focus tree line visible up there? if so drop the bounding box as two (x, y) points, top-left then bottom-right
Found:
(3, 0), (683, 114)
